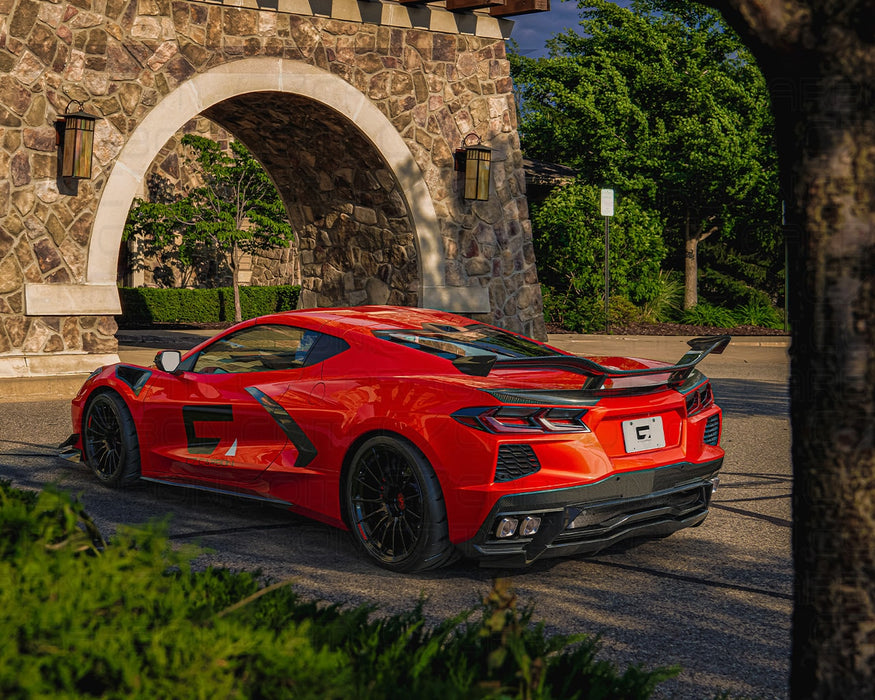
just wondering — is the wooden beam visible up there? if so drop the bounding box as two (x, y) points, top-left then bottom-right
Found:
(446, 0), (505, 11)
(490, 0), (549, 17)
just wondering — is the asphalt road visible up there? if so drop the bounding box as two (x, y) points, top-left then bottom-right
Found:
(0, 336), (791, 699)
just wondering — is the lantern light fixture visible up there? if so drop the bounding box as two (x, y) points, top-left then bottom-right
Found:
(454, 132), (491, 201)
(57, 100), (98, 179)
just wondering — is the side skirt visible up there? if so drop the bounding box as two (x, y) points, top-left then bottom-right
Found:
(139, 477), (294, 508)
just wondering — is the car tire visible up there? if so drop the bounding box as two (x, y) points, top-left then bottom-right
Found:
(344, 435), (457, 572)
(82, 392), (141, 488)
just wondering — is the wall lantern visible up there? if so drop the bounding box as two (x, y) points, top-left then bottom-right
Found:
(454, 133), (491, 201)
(57, 100), (98, 179)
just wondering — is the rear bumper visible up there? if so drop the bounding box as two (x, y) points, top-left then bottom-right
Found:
(458, 458), (721, 567)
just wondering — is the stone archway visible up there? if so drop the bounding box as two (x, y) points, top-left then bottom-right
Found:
(26, 58), (469, 320)
(2, 2), (546, 377)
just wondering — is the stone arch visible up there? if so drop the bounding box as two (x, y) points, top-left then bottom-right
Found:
(8, 8), (547, 378)
(80, 57), (451, 313)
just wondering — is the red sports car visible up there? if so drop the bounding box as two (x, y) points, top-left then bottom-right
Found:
(63, 306), (728, 571)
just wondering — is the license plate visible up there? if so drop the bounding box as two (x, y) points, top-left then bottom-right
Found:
(622, 416), (666, 453)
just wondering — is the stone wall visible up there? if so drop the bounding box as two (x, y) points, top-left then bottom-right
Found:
(203, 94), (422, 308)
(0, 0), (545, 376)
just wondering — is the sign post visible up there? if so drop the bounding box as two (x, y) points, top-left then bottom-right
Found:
(600, 189), (614, 334)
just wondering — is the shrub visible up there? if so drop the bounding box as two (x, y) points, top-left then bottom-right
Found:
(639, 270), (684, 323)
(542, 287), (670, 332)
(541, 285), (603, 333)
(532, 181), (667, 309)
(609, 296), (643, 326)
(681, 303), (738, 328)
(118, 285), (300, 326)
(732, 301), (783, 329)
(0, 482), (676, 699)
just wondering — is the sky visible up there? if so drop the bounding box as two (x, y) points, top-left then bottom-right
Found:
(506, 0), (635, 57)
(506, 0), (583, 57)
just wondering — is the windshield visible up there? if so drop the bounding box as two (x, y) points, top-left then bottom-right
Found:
(374, 322), (560, 360)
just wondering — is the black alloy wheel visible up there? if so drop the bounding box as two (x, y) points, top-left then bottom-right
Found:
(82, 392), (141, 488)
(345, 436), (456, 572)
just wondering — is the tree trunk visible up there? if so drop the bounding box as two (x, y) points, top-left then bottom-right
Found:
(783, 80), (875, 700)
(683, 209), (698, 310)
(700, 3), (875, 697)
(231, 242), (242, 323)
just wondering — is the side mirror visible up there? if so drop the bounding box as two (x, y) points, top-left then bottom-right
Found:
(155, 350), (182, 374)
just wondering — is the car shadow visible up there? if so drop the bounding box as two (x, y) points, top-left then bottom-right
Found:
(711, 378), (788, 417)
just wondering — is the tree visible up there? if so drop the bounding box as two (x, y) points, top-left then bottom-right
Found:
(510, 0), (781, 309)
(124, 135), (295, 322)
(124, 174), (216, 288)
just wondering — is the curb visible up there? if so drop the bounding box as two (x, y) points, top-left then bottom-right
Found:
(0, 375), (90, 403)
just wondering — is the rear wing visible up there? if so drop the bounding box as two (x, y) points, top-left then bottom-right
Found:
(453, 335), (731, 389)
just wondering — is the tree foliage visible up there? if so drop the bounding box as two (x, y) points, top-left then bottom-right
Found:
(124, 135), (295, 322)
(510, 0), (781, 310)
(533, 181), (667, 330)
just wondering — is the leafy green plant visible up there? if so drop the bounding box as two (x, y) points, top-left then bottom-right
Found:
(541, 285), (604, 333)
(640, 270), (684, 323)
(732, 301), (783, 329)
(609, 296), (644, 326)
(699, 267), (774, 309)
(681, 303), (738, 328)
(0, 482), (677, 699)
(542, 288), (657, 333)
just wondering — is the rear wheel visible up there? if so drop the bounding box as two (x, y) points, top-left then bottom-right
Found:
(82, 392), (141, 488)
(344, 435), (456, 572)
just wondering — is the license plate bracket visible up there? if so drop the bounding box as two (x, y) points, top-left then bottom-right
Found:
(622, 416), (666, 453)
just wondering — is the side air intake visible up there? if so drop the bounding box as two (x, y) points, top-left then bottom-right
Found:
(704, 415), (721, 446)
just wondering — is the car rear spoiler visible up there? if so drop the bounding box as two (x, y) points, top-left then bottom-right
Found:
(452, 335), (731, 389)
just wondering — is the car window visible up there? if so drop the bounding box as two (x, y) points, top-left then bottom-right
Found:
(190, 324), (326, 374)
(373, 322), (559, 360)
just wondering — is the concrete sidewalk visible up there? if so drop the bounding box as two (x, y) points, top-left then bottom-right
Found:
(0, 328), (789, 403)
(0, 329), (215, 403)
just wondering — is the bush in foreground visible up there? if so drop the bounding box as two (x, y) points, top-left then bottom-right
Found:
(0, 483), (676, 699)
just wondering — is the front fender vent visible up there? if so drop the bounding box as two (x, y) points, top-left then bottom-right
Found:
(495, 444), (541, 482)
(115, 365), (152, 396)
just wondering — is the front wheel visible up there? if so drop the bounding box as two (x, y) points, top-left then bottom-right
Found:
(82, 392), (141, 488)
(344, 436), (456, 572)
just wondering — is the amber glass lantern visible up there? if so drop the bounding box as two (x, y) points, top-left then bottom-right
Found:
(60, 101), (98, 179)
(454, 133), (491, 201)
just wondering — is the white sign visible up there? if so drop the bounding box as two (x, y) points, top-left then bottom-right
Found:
(600, 188), (614, 217)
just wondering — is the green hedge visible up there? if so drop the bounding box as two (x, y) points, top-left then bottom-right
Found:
(0, 482), (676, 699)
(118, 285), (300, 326)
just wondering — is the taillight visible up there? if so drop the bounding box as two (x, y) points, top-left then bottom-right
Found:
(685, 382), (714, 416)
(452, 406), (590, 434)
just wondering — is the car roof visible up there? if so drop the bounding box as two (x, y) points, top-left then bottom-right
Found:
(260, 306), (480, 335)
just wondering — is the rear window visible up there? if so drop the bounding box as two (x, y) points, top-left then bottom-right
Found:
(373, 322), (559, 360)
